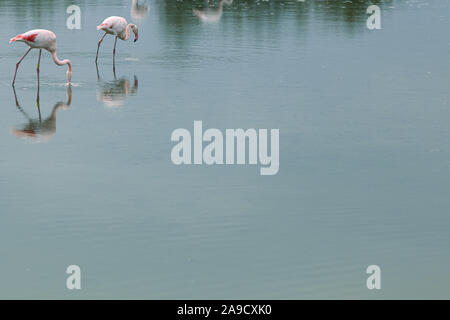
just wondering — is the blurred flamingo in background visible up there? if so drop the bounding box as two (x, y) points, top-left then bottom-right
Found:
(9, 29), (72, 90)
(95, 16), (139, 70)
(131, 0), (150, 22)
(193, 0), (233, 23)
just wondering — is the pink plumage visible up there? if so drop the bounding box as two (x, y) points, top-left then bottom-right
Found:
(9, 29), (72, 85)
(95, 16), (139, 67)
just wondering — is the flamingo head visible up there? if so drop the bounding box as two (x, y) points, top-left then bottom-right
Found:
(9, 35), (22, 43)
(131, 24), (139, 42)
(97, 23), (107, 30)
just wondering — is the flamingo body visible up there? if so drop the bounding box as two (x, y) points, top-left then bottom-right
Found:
(9, 29), (72, 85)
(97, 16), (131, 40)
(10, 29), (56, 51)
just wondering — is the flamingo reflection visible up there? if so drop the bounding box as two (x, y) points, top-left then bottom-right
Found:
(11, 86), (72, 142)
(131, 0), (150, 22)
(96, 65), (138, 108)
(193, 0), (233, 23)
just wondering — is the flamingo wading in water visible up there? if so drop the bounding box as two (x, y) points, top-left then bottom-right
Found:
(9, 29), (72, 88)
(96, 16), (139, 68)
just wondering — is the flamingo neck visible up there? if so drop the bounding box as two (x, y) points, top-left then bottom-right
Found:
(51, 87), (72, 118)
(125, 24), (138, 41)
(51, 50), (72, 83)
(125, 24), (132, 40)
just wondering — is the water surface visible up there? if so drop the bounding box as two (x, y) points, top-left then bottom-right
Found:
(0, 0), (449, 299)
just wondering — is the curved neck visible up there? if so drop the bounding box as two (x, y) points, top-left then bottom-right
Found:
(125, 24), (132, 40)
(51, 51), (71, 70)
(51, 50), (72, 83)
(125, 24), (137, 41)
(51, 87), (72, 119)
(50, 102), (64, 119)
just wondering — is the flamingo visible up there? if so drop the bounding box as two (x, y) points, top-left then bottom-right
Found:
(95, 16), (139, 68)
(9, 29), (72, 89)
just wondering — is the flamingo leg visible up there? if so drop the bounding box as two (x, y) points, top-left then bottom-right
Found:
(37, 49), (42, 102)
(131, 76), (138, 94)
(36, 98), (42, 123)
(95, 33), (107, 64)
(96, 62), (101, 80)
(113, 36), (118, 74)
(12, 85), (20, 107)
(12, 48), (32, 86)
(12, 86), (33, 120)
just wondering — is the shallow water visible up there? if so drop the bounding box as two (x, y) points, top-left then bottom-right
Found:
(0, 0), (449, 299)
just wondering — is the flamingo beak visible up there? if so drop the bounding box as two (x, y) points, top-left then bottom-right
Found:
(134, 33), (139, 42)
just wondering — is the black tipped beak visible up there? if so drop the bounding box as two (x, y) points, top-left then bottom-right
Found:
(134, 39), (137, 43)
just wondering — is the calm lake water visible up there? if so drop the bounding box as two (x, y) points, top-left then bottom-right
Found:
(0, 0), (449, 299)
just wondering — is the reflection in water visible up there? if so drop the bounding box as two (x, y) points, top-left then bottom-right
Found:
(96, 66), (138, 108)
(0, 0), (397, 33)
(0, 0), (449, 300)
(0, 1), (400, 53)
(11, 86), (72, 142)
(131, 0), (150, 22)
(193, 0), (233, 23)
(154, 0), (396, 51)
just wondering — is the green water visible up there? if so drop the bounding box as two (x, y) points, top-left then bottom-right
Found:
(0, 0), (449, 299)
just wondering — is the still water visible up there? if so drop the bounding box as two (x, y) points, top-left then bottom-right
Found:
(0, 0), (449, 299)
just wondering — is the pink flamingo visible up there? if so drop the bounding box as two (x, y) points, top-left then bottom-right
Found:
(9, 29), (72, 88)
(95, 16), (139, 68)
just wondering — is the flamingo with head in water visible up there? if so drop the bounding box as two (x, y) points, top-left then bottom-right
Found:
(95, 16), (139, 68)
(9, 29), (72, 87)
